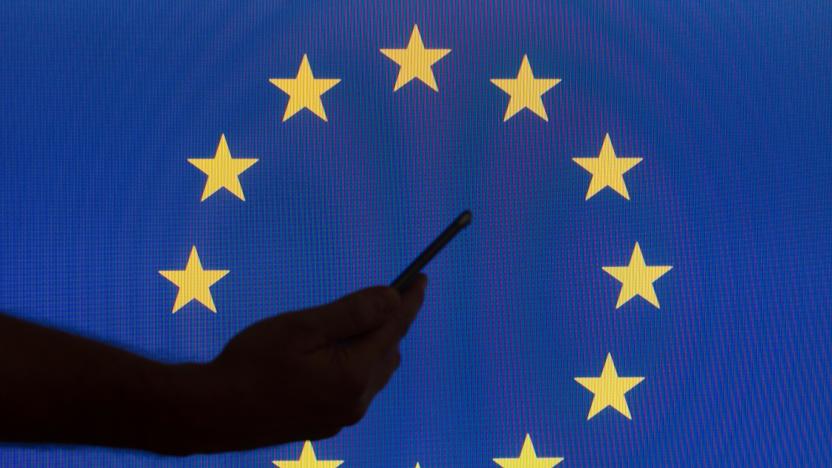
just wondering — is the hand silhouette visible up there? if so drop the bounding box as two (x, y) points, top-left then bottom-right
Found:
(0, 274), (427, 456)
(190, 274), (428, 454)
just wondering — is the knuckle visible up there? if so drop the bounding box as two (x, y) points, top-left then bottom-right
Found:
(323, 425), (343, 439)
(305, 423), (342, 442)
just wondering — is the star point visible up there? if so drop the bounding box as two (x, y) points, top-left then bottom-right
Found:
(575, 354), (644, 420)
(272, 440), (343, 468)
(187, 134), (258, 201)
(493, 433), (563, 467)
(158, 247), (228, 313)
(491, 55), (561, 121)
(269, 54), (340, 122)
(573, 133), (642, 200)
(380, 24), (450, 92)
(603, 242), (672, 309)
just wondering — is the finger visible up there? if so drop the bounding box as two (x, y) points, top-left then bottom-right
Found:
(281, 285), (402, 348)
(357, 348), (402, 417)
(395, 273), (428, 336)
(350, 274), (427, 358)
(325, 286), (402, 340)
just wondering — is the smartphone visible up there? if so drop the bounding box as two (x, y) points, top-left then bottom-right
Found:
(390, 210), (472, 293)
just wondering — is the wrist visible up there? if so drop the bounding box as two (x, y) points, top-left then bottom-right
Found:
(143, 361), (219, 455)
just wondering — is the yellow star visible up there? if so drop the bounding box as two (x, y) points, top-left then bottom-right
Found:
(269, 55), (341, 122)
(603, 242), (672, 309)
(187, 134), (258, 202)
(493, 434), (563, 467)
(573, 133), (642, 200)
(491, 55), (561, 121)
(380, 24), (450, 92)
(158, 246), (229, 313)
(575, 353), (644, 420)
(272, 440), (343, 468)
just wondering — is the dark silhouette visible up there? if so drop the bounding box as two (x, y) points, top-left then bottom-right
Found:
(0, 274), (427, 455)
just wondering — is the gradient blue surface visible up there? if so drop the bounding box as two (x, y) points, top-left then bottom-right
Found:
(0, 0), (830, 465)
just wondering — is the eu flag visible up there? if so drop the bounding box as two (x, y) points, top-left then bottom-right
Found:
(1, 0), (830, 465)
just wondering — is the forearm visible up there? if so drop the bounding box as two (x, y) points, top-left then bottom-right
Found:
(0, 312), (207, 454)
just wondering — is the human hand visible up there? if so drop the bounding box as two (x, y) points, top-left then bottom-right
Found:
(179, 275), (427, 454)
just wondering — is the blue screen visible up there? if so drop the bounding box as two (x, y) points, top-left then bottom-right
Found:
(0, 0), (830, 465)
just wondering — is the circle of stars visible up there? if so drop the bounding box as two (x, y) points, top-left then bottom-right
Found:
(154, 22), (675, 466)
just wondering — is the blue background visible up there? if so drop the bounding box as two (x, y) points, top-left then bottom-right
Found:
(1, 0), (830, 465)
